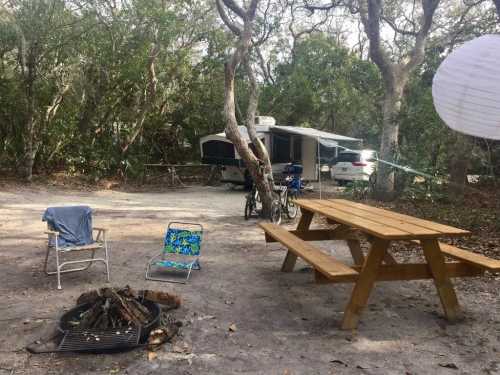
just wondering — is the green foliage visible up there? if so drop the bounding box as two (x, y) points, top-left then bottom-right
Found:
(343, 180), (373, 200)
(259, 34), (383, 147)
(0, 1), (498, 184)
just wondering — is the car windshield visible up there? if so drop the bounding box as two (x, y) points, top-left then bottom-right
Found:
(337, 152), (360, 163)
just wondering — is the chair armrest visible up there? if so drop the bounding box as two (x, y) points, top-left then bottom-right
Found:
(45, 230), (59, 236)
(148, 253), (163, 263)
(93, 227), (108, 232)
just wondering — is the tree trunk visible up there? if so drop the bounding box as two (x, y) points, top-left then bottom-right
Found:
(23, 119), (35, 181)
(374, 82), (404, 200)
(448, 134), (471, 198)
(217, 0), (275, 217)
(23, 70), (36, 182)
(494, 0), (500, 18)
(223, 61), (274, 217)
(358, 0), (440, 199)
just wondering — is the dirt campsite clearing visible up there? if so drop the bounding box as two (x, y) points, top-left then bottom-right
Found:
(0, 183), (499, 375)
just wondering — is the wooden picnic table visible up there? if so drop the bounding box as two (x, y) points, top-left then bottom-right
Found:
(259, 199), (500, 330)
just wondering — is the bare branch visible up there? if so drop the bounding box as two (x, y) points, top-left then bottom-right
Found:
(403, 0), (440, 74)
(358, 0), (392, 82)
(247, 0), (260, 19)
(216, 0), (243, 35)
(254, 45), (275, 85)
(381, 15), (418, 36)
(221, 0), (246, 19)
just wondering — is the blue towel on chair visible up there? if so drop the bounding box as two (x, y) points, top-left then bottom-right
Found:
(42, 206), (93, 247)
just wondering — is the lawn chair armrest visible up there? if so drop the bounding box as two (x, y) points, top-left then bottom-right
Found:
(93, 227), (108, 232)
(45, 230), (59, 236)
(148, 253), (164, 263)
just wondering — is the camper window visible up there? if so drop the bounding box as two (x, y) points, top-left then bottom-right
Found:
(272, 134), (291, 163)
(202, 140), (235, 159)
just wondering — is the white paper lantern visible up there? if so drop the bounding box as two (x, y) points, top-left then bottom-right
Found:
(432, 34), (500, 140)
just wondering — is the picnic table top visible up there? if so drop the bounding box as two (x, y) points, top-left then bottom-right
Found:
(294, 199), (471, 240)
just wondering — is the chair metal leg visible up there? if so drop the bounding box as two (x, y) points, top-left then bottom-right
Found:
(185, 263), (194, 282)
(43, 246), (51, 276)
(44, 243), (109, 290)
(192, 259), (201, 270)
(45, 249), (96, 275)
(104, 245), (110, 283)
(55, 247), (62, 290)
(145, 259), (199, 284)
(103, 235), (110, 283)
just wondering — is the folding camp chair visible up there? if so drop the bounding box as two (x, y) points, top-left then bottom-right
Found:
(145, 222), (203, 284)
(42, 206), (110, 290)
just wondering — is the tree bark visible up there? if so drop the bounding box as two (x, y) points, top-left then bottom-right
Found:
(357, 0), (440, 200)
(448, 134), (472, 198)
(22, 48), (37, 182)
(494, 0), (500, 18)
(375, 79), (404, 199)
(217, 0), (275, 217)
(121, 28), (160, 156)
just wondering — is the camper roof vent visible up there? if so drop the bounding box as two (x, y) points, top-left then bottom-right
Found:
(255, 116), (276, 126)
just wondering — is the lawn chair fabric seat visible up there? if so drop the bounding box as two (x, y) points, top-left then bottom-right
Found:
(42, 206), (110, 290)
(146, 222), (203, 283)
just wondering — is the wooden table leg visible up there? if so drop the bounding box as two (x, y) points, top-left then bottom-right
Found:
(341, 238), (390, 330)
(281, 209), (314, 272)
(421, 239), (461, 321)
(383, 252), (398, 265)
(347, 239), (365, 266)
(366, 235), (397, 264)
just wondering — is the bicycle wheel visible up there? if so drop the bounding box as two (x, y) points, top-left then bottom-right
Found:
(269, 199), (282, 225)
(286, 191), (298, 219)
(244, 198), (254, 220)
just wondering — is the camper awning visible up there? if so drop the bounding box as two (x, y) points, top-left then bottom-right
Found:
(201, 124), (361, 147)
(270, 125), (360, 148)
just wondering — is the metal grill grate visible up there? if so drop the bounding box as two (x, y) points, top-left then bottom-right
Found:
(58, 327), (141, 352)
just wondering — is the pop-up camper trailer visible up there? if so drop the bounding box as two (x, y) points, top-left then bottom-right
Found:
(200, 117), (362, 185)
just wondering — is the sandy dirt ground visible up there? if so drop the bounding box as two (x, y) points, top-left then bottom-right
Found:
(0, 184), (499, 375)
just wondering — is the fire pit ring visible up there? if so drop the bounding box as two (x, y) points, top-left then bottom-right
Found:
(57, 299), (161, 352)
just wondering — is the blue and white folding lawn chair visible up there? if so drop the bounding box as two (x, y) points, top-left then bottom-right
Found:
(42, 206), (110, 290)
(145, 222), (203, 283)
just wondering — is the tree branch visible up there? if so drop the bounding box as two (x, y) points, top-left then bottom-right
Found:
(358, 0), (392, 83)
(216, 0), (242, 35)
(381, 15), (418, 36)
(221, 0), (246, 19)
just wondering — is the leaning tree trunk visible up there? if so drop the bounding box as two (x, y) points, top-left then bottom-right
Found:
(217, 0), (275, 217)
(375, 82), (404, 200)
(223, 60), (274, 217)
(243, 58), (275, 215)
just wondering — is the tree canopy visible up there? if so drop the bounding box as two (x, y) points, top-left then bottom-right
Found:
(0, 0), (498, 191)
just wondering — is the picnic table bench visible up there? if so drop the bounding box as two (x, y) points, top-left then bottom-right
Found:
(259, 199), (500, 330)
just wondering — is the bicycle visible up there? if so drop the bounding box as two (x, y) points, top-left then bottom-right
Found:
(267, 169), (303, 223)
(244, 184), (261, 220)
(244, 162), (303, 224)
(244, 183), (283, 223)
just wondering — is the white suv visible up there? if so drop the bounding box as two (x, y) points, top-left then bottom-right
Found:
(330, 150), (377, 185)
